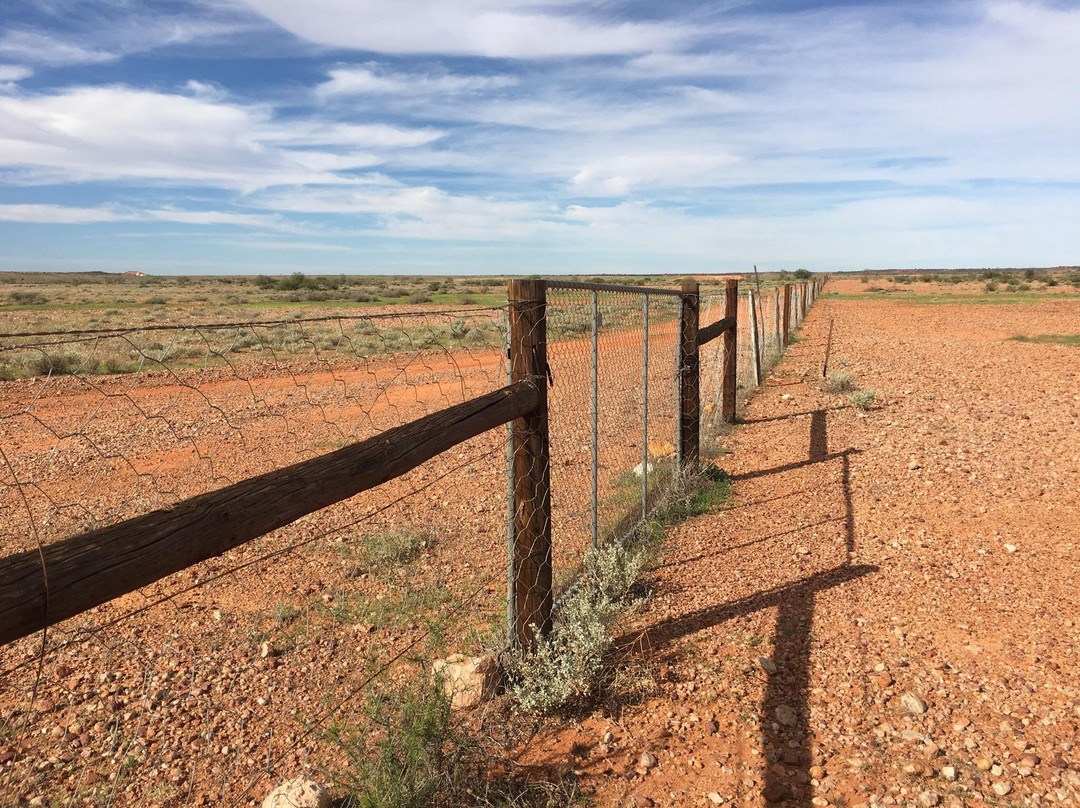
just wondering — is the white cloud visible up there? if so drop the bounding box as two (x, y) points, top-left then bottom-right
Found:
(0, 64), (33, 82)
(0, 85), (443, 190)
(318, 65), (518, 98)
(571, 152), (741, 196)
(0, 203), (289, 229)
(0, 31), (115, 65)
(242, 0), (693, 57)
(0, 5), (265, 66)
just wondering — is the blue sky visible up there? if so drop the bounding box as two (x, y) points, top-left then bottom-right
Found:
(0, 0), (1078, 275)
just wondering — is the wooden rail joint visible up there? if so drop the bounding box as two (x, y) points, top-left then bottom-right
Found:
(697, 315), (735, 346)
(0, 380), (540, 648)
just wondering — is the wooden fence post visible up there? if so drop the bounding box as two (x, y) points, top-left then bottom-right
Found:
(722, 278), (738, 423)
(782, 284), (792, 347)
(508, 278), (552, 649)
(679, 280), (700, 471)
(748, 290), (762, 386)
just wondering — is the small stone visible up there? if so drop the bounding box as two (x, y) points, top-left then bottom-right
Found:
(901, 692), (928, 715)
(918, 790), (940, 808)
(775, 704), (798, 726)
(639, 751), (658, 770)
(975, 758), (992, 771)
(259, 641), (273, 659)
(991, 764), (1003, 777)
(809, 765), (825, 780)
(629, 795), (654, 808)
(941, 766), (957, 781)
(757, 657), (778, 674)
(704, 720), (719, 736)
(261, 778), (330, 808)
(707, 793), (725, 805)
(991, 782), (1012, 797)
(1004, 544), (1017, 554)
(432, 654), (498, 710)
(812, 798), (829, 807)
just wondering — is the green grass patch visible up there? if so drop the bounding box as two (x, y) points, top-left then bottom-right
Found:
(1008, 334), (1080, 346)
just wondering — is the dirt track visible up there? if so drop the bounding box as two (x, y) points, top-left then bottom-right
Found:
(518, 280), (1080, 807)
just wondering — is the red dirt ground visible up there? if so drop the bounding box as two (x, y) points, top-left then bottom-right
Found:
(514, 279), (1080, 808)
(2, 280), (1078, 807)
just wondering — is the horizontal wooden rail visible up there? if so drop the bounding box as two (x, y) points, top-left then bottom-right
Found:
(697, 315), (735, 346)
(0, 381), (539, 647)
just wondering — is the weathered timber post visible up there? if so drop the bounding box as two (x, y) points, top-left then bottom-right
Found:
(749, 290), (762, 386)
(722, 278), (738, 423)
(782, 284), (792, 347)
(774, 288), (782, 351)
(678, 280), (700, 471)
(508, 279), (552, 649)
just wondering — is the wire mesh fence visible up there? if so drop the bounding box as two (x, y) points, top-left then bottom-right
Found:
(542, 283), (681, 600)
(0, 308), (515, 807)
(0, 278), (823, 807)
(701, 282), (814, 422)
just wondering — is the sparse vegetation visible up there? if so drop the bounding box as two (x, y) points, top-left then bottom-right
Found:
(506, 464), (731, 713)
(822, 372), (855, 393)
(1008, 334), (1080, 346)
(352, 530), (434, 573)
(330, 674), (582, 808)
(848, 389), (877, 410)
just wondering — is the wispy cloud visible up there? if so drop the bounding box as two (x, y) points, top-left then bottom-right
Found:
(242, 0), (696, 58)
(0, 203), (292, 229)
(0, 85), (442, 189)
(1, 0), (1078, 272)
(317, 65), (518, 98)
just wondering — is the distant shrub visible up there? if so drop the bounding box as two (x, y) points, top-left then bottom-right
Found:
(427, 281), (441, 292)
(848, 390), (877, 410)
(793, 268), (813, 280)
(406, 293), (432, 305)
(25, 351), (81, 377)
(985, 282), (998, 292)
(823, 372), (855, 393)
(7, 291), (48, 306)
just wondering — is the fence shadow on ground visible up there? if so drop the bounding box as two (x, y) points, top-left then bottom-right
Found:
(614, 406), (874, 807)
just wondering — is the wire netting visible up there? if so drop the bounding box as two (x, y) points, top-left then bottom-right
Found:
(0, 279), (824, 807)
(543, 284), (681, 599)
(701, 282), (817, 422)
(0, 308), (513, 807)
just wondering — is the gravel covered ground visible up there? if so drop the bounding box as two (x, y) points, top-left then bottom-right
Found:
(517, 279), (1080, 808)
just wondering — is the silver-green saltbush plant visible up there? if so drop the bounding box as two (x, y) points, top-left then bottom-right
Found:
(505, 537), (647, 713)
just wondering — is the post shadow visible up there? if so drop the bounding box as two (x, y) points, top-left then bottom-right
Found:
(621, 406), (867, 806)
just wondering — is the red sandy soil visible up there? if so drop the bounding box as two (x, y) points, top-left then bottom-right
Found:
(0, 312), (680, 806)
(515, 279), (1080, 808)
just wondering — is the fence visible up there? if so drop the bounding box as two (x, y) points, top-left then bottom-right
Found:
(0, 276), (822, 806)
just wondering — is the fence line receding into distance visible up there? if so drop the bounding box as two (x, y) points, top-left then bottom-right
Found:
(0, 276), (824, 807)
